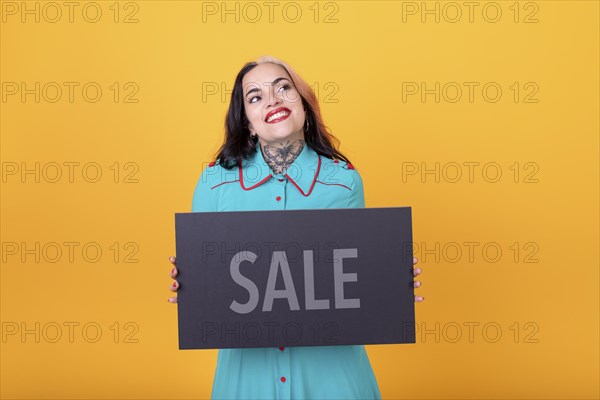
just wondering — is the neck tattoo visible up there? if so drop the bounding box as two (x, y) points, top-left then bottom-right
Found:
(262, 139), (305, 175)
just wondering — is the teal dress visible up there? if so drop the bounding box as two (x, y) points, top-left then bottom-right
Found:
(191, 142), (382, 400)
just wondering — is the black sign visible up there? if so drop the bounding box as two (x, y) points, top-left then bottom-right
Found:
(175, 207), (415, 349)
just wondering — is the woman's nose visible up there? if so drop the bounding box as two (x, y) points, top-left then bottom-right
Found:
(267, 88), (283, 106)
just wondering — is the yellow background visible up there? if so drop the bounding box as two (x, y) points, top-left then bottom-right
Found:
(1, 1), (598, 399)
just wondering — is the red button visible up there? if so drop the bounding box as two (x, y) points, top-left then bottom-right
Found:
(280, 376), (286, 383)
(208, 161), (216, 167)
(276, 196), (281, 201)
(347, 163), (354, 170)
(279, 347), (285, 351)
(278, 178), (284, 182)
(333, 159), (339, 164)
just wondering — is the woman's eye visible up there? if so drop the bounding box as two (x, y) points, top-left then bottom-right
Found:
(248, 84), (291, 103)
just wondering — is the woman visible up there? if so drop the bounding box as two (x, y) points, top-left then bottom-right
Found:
(168, 55), (424, 399)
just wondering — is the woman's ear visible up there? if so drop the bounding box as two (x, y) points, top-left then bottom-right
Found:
(242, 112), (249, 128)
(248, 123), (258, 138)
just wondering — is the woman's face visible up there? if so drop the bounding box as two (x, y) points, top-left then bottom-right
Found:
(242, 63), (306, 145)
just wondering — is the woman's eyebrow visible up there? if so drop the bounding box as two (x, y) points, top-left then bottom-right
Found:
(271, 77), (289, 85)
(245, 77), (290, 98)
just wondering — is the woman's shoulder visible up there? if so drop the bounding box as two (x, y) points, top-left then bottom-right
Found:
(195, 158), (239, 188)
(318, 156), (362, 190)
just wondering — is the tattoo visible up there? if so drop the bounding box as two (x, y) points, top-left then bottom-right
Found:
(263, 139), (305, 175)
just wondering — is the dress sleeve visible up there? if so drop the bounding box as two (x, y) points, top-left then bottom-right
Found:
(191, 166), (218, 212)
(346, 169), (366, 209)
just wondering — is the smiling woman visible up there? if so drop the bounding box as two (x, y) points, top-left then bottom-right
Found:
(168, 55), (423, 400)
(214, 55), (355, 176)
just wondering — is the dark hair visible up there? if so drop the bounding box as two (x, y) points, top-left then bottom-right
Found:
(212, 56), (353, 169)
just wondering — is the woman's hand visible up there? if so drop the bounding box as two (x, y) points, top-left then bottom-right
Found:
(168, 256), (179, 303)
(413, 257), (425, 302)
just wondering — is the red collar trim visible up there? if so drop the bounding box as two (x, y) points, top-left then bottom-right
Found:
(238, 161), (272, 190)
(237, 155), (321, 196)
(285, 155), (321, 197)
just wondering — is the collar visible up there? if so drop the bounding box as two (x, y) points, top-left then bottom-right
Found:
(238, 143), (321, 196)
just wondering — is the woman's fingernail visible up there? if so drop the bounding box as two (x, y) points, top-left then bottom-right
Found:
(171, 268), (176, 275)
(169, 256), (175, 263)
(172, 282), (177, 288)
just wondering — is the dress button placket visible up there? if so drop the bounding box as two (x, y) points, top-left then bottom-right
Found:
(273, 175), (285, 208)
(273, 174), (290, 397)
(275, 344), (291, 398)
